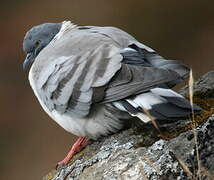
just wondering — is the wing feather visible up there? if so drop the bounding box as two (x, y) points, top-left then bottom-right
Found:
(35, 33), (123, 117)
(102, 64), (181, 102)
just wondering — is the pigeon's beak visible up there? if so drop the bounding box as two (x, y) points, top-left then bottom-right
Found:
(23, 52), (35, 70)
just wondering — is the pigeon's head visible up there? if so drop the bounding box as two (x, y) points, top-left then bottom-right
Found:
(22, 22), (62, 70)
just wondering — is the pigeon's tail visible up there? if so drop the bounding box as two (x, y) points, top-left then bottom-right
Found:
(113, 88), (201, 123)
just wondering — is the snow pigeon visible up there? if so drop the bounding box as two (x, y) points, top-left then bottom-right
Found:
(22, 21), (201, 165)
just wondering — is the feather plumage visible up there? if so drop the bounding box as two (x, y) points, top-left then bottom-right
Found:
(26, 21), (201, 139)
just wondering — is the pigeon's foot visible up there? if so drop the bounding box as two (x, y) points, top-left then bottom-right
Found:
(56, 136), (90, 168)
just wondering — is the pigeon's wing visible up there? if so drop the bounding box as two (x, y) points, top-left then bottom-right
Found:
(35, 26), (189, 118)
(35, 30), (124, 118)
(102, 64), (182, 103)
(89, 26), (189, 81)
(86, 26), (189, 102)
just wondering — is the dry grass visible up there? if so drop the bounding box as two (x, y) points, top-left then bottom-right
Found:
(142, 108), (160, 132)
(200, 167), (214, 180)
(176, 156), (193, 178)
(188, 69), (202, 180)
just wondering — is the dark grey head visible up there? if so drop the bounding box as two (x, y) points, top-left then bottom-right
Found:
(23, 22), (62, 70)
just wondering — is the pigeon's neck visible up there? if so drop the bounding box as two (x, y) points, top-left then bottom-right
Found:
(52, 21), (77, 41)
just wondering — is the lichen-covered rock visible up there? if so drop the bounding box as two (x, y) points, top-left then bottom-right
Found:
(198, 115), (214, 174)
(180, 70), (214, 98)
(43, 71), (214, 180)
(187, 114), (214, 179)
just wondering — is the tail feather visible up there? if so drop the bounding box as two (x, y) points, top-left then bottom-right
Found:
(112, 88), (201, 123)
(151, 103), (192, 118)
(151, 88), (202, 111)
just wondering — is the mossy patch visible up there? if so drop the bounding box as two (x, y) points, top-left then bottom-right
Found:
(42, 170), (57, 180)
(160, 94), (214, 139)
(194, 89), (214, 99)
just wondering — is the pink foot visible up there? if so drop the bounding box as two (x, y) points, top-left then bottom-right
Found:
(57, 137), (90, 167)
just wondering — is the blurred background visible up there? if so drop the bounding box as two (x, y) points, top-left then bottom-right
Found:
(0, 0), (213, 179)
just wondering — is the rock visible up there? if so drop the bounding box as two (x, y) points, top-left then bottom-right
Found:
(43, 71), (214, 180)
(180, 71), (214, 98)
(187, 114), (214, 179)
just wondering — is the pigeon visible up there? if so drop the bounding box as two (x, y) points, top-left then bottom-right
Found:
(22, 21), (201, 165)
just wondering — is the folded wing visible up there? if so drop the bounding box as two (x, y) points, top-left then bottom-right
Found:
(35, 26), (191, 119)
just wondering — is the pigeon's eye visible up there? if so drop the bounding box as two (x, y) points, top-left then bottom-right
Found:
(35, 40), (41, 47)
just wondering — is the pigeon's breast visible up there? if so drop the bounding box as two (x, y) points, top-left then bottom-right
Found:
(49, 106), (112, 139)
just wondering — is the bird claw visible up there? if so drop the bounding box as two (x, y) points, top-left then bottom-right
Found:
(56, 154), (74, 169)
(55, 137), (90, 169)
(55, 162), (65, 170)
